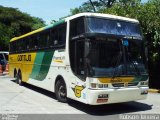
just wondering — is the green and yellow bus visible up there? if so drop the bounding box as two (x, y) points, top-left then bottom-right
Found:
(9, 13), (148, 105)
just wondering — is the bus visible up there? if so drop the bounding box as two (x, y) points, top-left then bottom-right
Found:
(9, 13), (148, 105)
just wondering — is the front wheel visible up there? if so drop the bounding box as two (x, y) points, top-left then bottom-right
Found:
(55, 80), (67, 103)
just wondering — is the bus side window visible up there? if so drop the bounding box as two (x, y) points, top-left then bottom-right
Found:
(46, 31), (50, 48)
(18, 39), (22, 51)
(26, 37), (30, 50)
(34, 34), (38, 50)
(41, 32), (46, 48)
(38, 32), (46, 49)
(54, 29), (58, 46)
(43, 32), (48, 49)
(50, 28), (58, 47)
(29, 36), (33, 50)
(50, 29), (55, 47)
(22, 38), (26, 51)
(58, 24), (66, 46)
(37, 34), (41, 49)
(70, 17), (85, 38)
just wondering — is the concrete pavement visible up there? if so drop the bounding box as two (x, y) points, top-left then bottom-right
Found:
(0, 75), (160, 115)
(0, 75), (84, 114)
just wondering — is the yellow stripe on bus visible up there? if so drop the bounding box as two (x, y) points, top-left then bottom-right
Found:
(53, 60), (63, 63)
(10, 28), (44, 42)
(98, 77), (134, 83)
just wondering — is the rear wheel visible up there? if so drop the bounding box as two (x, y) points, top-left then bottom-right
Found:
(55, 79), (67, 103)
(15, 73), (19, 84)
(16, 71), (23, 86)
(18, 72), (23, 86)
(14, 69), (17, 78)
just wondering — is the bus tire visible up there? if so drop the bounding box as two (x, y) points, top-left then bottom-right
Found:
(16, 71), (23, 86)
(55, 79), (67, 103)
(18, 71), (23, 86)
(15, 73), (19, 84)
(14, 69), (17, 78)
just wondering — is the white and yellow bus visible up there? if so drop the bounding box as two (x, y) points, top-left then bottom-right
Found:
(9, 13), (149, 105)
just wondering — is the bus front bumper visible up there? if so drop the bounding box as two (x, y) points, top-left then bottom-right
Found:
(87, 87), (149, 105)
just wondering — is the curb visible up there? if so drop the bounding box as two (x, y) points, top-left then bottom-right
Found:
(148, 89), (160, 93)
(0, 72), (9, 76)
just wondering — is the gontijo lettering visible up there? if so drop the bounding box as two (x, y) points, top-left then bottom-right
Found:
(17, 55), (31, 61)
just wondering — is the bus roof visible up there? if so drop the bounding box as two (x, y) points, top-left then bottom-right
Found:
(10, 12), (139, 42)
(65, 12), (139, 23)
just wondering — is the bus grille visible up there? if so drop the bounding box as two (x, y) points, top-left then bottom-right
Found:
(112, 82), (139, 87)
(112, 83), (124, 87)
(128, 82), (139, 86)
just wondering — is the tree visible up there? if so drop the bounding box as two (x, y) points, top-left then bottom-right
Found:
(70, 0), (116, 14)
(0, 6), (45, 51)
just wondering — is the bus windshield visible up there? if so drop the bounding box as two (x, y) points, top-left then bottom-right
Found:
(69, 16), (147, 78)
(86, 17), (142, 39)
(85, 37), (147, 77)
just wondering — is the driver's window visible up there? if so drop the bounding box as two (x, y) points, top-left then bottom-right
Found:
(76, 41), (85, 76)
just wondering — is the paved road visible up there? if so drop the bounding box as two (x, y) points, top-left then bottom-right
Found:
(0, 75), (160, 120)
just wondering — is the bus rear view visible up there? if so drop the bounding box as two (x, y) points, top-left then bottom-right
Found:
(69, 13), (148, 105)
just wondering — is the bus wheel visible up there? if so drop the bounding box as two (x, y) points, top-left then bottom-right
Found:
(14, 69), (17, 78)
(15, 73), (19, 84)
(55, 79), (67, 103)
(16, 71), (23, 86)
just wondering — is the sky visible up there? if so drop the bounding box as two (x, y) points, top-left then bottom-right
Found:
(0, 0), (87, 24)
(0, 0), (148, 24)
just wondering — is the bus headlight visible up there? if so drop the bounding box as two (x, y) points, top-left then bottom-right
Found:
(140, 81), (148, 86)
(98, 84), (108, 88)
(91, 83), (97, 88)
(98, 84), (103, 88)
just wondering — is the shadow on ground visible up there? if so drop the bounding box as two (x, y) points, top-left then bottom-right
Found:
(11, 79), (152, 115)
(11, 79), (56, 99)
(68, 100), (152, 115)
(0, 73), (9, 76)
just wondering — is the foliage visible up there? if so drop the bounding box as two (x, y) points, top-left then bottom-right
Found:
(70, 0), (116, 14)
(0, 6), (45, 51)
